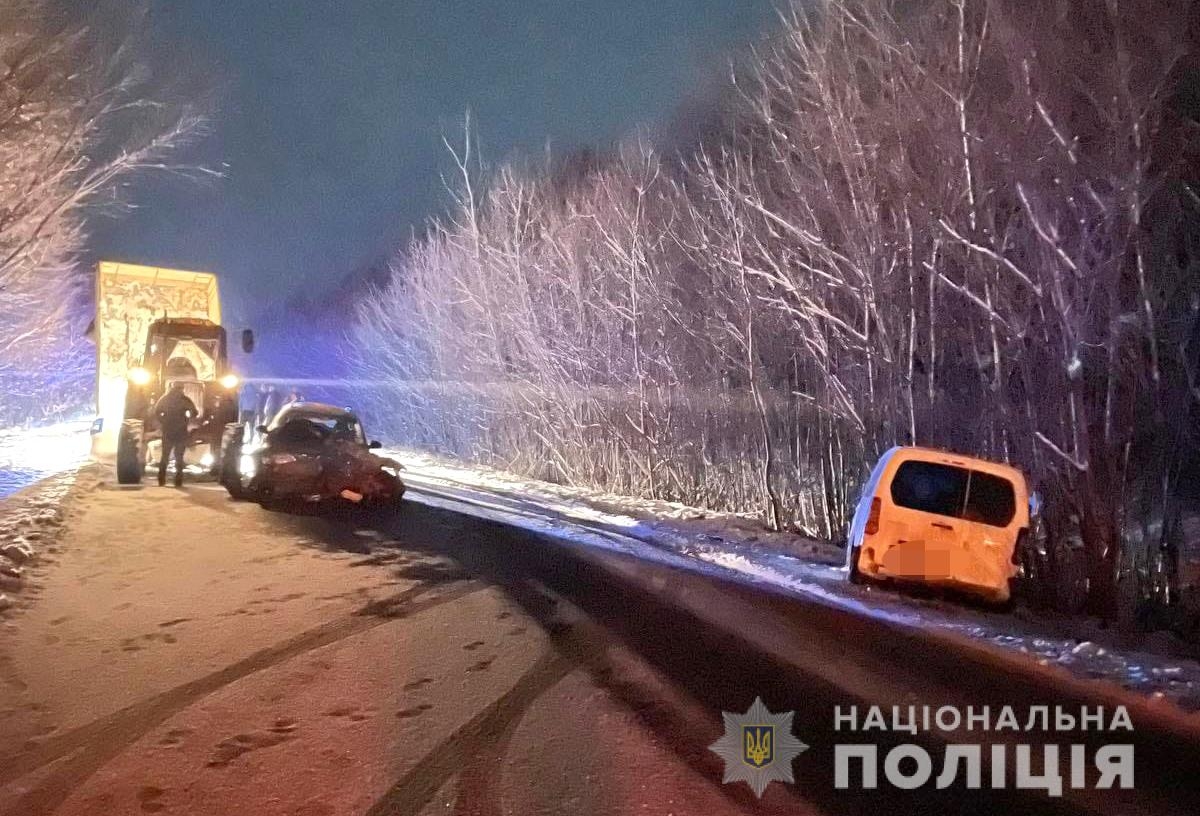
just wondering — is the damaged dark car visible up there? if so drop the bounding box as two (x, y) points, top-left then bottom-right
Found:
(219, 402), (405, 508)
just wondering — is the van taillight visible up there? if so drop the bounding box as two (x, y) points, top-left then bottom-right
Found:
(865, 497), (881, 535)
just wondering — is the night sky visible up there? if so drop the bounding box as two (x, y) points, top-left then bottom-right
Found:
(86, 0), (778, 324)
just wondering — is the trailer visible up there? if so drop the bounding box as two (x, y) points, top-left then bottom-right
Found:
(90, 261), (252, 483)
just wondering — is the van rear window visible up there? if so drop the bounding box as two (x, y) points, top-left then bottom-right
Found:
(963, 471), (1016, 527)
(890, 461), (1016, 528)
(890, 461), (967, 518)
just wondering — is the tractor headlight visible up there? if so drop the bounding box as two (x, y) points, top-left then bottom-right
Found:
(239, 454), (256, 476)
(219, 374), (240, 389)
(128, 367), (152, 386)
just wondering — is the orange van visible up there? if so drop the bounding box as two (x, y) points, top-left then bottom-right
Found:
(846, 446), (1030, 603)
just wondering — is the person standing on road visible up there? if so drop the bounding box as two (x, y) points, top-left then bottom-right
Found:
(154, 382), (198, 488)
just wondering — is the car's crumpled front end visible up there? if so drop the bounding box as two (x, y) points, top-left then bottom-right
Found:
(319, 441), (405, 504)
(256, 441), (405, 505)
(258, 452), (323, 500)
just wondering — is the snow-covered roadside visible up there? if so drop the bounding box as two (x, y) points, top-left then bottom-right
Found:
(388, 448), (1200, 712)
(389, 451), (843, 560)
(0, 470), (81, 613)
(0, 419), (91, 613)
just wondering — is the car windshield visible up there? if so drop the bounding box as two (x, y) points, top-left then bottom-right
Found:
(274, 412), (365, 445)
(890, 461), (1016, 527)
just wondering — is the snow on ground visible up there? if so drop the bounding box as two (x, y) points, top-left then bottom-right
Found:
(391, 451), (840, 557)
(389, 448), (1200, 712)
(0, 419), (92, 612)
(0, 470), (79, 613)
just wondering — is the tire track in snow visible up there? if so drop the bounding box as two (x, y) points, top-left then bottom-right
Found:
(0, 579), (485, 816)
(364, 646), (574, 816)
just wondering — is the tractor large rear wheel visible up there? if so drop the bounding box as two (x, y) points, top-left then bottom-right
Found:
(116, 420), (146, 485)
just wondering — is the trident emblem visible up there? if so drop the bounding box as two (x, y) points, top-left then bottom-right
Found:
(743, 725), (774, 768)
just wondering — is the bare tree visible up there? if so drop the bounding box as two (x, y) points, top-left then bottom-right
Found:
(0, 0), (209, 424)
(353, 0), (1200, 625)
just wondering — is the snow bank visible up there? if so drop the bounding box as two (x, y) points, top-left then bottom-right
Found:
(391, 450), (842, 560)
(0, 470), (79, 612)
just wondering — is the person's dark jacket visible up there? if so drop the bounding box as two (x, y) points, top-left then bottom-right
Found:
(154, 388), (198, 439)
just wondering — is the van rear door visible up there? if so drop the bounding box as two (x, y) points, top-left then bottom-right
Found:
(956, 469), (1021, 588)
(886, 458), (1019, 588)
(886, 460), (969, 578)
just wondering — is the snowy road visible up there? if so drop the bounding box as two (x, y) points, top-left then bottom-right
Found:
(3, 470), (767, 816)
(1, 465), (1199, 815)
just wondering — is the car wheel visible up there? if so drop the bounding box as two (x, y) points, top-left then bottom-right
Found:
(219, 424), (249, 499)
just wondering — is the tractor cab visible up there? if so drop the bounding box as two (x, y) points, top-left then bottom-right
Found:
(124, 319), (239, 426)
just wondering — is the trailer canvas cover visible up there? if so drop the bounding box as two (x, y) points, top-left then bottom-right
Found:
(92, 262), (221, 455)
